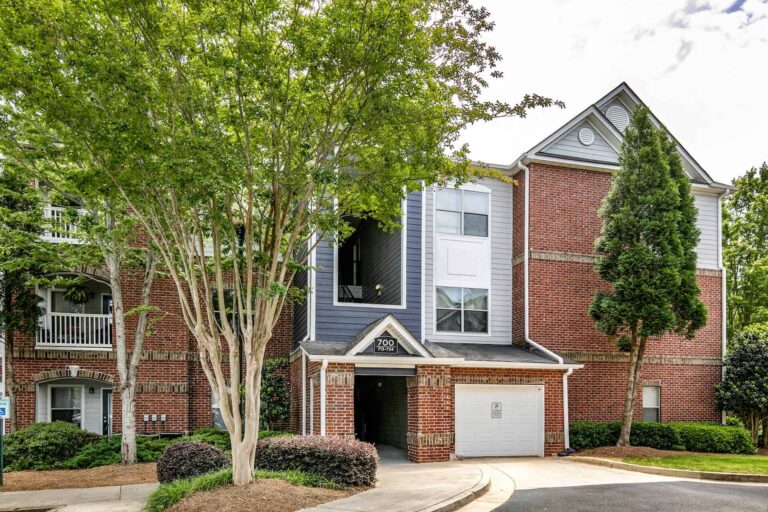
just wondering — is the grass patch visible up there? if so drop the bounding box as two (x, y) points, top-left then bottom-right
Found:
(146, 468), (344, 512)
(624, 454), (768, 475)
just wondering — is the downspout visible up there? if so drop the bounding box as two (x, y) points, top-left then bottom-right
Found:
(319, 359), (328, 436)
(519, 156), (564, 365)
(563, 368), (574, 449)
(718, 194), (727, 425)
(517, 156), (572, 455)
(301, 350), (307, 435)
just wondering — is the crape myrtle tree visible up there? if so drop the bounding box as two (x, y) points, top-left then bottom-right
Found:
(589, 107), (707, 446)
(0, 0), (562, 484)
(716, 323), (768, 446)
(722, 164), (768, 341)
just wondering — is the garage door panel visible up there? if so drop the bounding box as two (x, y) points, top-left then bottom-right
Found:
(455, 384), (544, 457)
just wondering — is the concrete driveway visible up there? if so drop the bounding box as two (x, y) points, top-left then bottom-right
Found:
(473, 458), (768, 512)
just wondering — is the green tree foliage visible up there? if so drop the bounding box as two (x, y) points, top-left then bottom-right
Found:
(716, 323), (768, 446)
(0, 166), (62, 431)
(260, 358), (290, 430)
(723, 163), (768, 340)
(590, 107), (707, 446)
(0, 0), (561, 483)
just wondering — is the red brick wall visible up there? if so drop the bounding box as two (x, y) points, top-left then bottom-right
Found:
(10, 271), (294, 434)
(523, 163), (723, 423)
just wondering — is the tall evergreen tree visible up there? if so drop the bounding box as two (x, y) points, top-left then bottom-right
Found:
(590, 107), (706, 446)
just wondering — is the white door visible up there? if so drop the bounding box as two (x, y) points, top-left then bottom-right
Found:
(455, 384), (544, 457)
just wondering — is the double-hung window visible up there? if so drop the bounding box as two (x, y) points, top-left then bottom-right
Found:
(435, 189), (489, 237)
(436, 287), (488, 333)
(642, 386), (660, 422)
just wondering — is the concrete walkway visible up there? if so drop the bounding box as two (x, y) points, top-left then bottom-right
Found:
(301, 446), (489, 512)
(0, 482), (158, 512)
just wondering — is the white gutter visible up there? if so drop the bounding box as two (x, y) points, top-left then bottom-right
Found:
(306, 355), (464, 365)
(301, 350), (307, 435)
(518, 156), (564, 365)
(319, 359), (328, 436)
(563, 368), (574, 449)
(453, 361), (583, 370)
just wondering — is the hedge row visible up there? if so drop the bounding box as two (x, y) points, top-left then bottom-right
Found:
(255, 435), (378, 487)
(570, 421), (755, 454)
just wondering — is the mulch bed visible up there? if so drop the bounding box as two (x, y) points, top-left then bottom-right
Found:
(1, 463), (158, 492)
(573, 446), (699, 459)
(167, 478), (356, 512)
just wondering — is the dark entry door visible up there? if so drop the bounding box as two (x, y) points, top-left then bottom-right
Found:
(102, 389), (113, 435)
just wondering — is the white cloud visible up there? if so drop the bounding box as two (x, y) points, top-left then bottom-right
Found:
(460, 0), (768, 183)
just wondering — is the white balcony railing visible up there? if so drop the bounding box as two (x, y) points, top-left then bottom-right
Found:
(42, 205), (82, 243)
(37, 313), (112, 349)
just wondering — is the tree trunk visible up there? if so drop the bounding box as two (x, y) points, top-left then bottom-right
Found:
(121, 384), (137, 463)
(617, 334), (648, 447)
(761, 417), (768, 449)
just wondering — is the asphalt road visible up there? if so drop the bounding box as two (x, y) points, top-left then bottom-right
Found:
(500, 480), (768, 512)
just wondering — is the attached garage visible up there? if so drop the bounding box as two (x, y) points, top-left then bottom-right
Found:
(454, 384), (544, 457)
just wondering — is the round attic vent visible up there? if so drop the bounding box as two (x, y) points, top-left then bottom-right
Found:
(578, 127), (595, 146)
(606, 105), (630, 132)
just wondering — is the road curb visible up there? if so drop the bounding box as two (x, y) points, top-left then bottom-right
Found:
(572, 457), (768, 483)
(418, 465), (492, 512)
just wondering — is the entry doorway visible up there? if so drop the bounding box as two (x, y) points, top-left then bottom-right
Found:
(102, 389), (113, 435)
(354, 375), (408, 450)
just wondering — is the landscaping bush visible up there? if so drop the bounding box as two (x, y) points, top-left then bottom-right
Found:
(570, 421), (756, 454)
(156, 442), (231, 483)
(60, 435), (172, 469)
(630, 422), (683, 451)
(570, 421), (621, 450)
(255, 435), (377, 487)
(5, 422), (97, 471)
(671, 423), (755, 454)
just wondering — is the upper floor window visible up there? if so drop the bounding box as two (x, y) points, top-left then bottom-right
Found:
(436, 189), (489, 237)
(436, 287), (488, 333)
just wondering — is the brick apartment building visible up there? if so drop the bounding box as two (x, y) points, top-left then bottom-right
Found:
(4, 83), (729, 463)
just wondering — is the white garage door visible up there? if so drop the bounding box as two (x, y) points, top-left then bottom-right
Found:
(455, 384), (544, 457)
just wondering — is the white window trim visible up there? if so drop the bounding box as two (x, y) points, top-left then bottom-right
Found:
(432, 184), (493, 337)
(332, 198), (408, 309)
(435, 286), (490, 335)
(48, 384), (85, 428)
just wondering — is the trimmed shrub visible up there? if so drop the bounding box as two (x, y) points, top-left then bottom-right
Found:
(570, 421), (621, 450)
(630, 422), (683, 450)
(570, 421), (755, 454)
(5, 422), (97, 471)
(156, 442), (230, 483)
(255, 435), (378, 487)
(60, 435), (172, 469)
(671, 423), (755, 454)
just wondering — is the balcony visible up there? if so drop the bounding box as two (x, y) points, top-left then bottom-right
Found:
(37, 312), (112, 349)
(42, 205), (82, 243)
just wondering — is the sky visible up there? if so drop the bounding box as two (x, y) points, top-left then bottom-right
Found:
(459, 0), (768, 185)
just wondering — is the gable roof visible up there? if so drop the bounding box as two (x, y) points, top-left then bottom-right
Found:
(515, 82), (730, 191)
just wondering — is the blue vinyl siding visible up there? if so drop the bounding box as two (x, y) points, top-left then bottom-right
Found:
(313, 192), (422, 342)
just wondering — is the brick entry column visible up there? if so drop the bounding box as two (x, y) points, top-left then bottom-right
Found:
(406, 365), (454, 462)
(324, 363), (355, 436)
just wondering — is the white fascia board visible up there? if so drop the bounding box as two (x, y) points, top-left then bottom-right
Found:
(345, 315), (432, 358)
(306, 355), (463, 365)
(454, 361), (584, 370)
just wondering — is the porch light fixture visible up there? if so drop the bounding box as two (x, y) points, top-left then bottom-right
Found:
(68, 365), (79, 378)
(375, 284), (383, 296)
